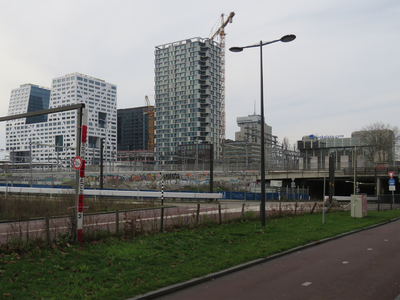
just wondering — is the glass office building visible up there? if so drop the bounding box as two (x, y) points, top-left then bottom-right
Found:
(117, 106), (150, 151)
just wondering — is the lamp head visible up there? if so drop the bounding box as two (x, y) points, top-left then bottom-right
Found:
(229, 47), (243, 52)
(280, 34), (296, 42)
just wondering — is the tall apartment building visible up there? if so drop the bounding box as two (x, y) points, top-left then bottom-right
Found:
(117, 106), (151, 151)
(154, 37), (222, 167)
(6, 73), (117, 166)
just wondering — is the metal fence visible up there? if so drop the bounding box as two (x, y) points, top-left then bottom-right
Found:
(377, 194), (400, 211)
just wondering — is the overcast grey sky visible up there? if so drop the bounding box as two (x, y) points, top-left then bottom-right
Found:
(0, 0), (399, 149)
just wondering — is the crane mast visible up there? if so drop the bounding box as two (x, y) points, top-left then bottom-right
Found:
(144, 95), (155, 151)
(210, 12), (235, 162)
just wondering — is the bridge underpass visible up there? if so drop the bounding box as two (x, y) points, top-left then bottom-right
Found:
(262, 168), (397, 200)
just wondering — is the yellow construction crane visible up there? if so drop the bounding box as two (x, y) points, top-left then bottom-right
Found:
(210, 12), (235, 41)
(144, 95), (155, 151)
(210, 12), (235, 160)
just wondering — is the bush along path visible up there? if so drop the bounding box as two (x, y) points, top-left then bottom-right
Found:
(1, 210), (400, 300)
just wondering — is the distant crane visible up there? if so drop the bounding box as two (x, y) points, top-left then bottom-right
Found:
(210, 12), (235, 161)
(144, 95), (155, 151)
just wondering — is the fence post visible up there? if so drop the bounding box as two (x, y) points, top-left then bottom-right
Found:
(326, 202), (334, 213)
(26, 217), (29, 242)
(378, 196), (380, 212)
(116, 209), (119, 235)
(218, 204), (222, 225)
(45, 214), (50, 243)
(310, 202), (317, 214)
(160, 207), (164, 232)
(196, 203), (200, 224)
(241, 203), (245, 219)
(295, 202), (298, 215)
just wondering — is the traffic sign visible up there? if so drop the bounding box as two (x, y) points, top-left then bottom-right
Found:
(389, 178), (395, 186)
(389, 185), (396, 191)
(388, 172), (395, 179)
(73, 156), (82, 170)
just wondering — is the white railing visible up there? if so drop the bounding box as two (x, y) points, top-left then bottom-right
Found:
(0, 186), (222, 199)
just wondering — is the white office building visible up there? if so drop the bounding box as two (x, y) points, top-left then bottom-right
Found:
(6, 73), (117, 167)
(6, 83), (51, 163)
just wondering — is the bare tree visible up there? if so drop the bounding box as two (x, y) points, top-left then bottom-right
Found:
(292, 142), (298, 152)
(282, 137), (290, 151)
(358, 122), (399, 165)
(281, 137), (299, 170)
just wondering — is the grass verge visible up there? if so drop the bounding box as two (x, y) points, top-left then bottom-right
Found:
(1, 210), (400, 299)
(0, 194), (155, 220)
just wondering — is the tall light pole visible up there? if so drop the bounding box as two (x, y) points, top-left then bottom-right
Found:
(230, 34), (296, 227)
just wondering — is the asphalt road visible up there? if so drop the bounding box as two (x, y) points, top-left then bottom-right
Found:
(149, 219), (400, 300)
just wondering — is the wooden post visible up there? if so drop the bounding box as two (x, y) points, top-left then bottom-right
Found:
(45, 214), (50, 243)
(241, 203), (245, 219)
(116, 209), (119, 235)
(310, 202), (317, 214)
(326, 202), (335, 213)
(160, 207), (164, 232)
(218, 204), (222, 225)
(26, 217), (29, 242)
(196, 203), (200, 224)
(295, 202), (298, 215)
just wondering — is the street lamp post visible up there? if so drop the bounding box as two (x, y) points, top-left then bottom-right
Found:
(230, 34), (296, 227)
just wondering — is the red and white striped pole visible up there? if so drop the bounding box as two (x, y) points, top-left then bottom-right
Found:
(76, 108), (87, 244)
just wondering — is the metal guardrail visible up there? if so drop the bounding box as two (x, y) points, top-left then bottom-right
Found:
(335, 196), (378, 202)
(0, 186), (222, 199)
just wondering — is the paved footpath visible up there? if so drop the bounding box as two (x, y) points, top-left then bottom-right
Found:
(134, 219), (400, 300)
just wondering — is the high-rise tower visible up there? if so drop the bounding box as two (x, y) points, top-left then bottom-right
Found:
(154, 37), (222, 168)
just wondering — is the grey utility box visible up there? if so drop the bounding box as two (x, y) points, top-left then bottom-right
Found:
(351, 194), (368, 218)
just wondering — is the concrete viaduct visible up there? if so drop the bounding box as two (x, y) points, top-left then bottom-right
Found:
(210, 167), (399, 200)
